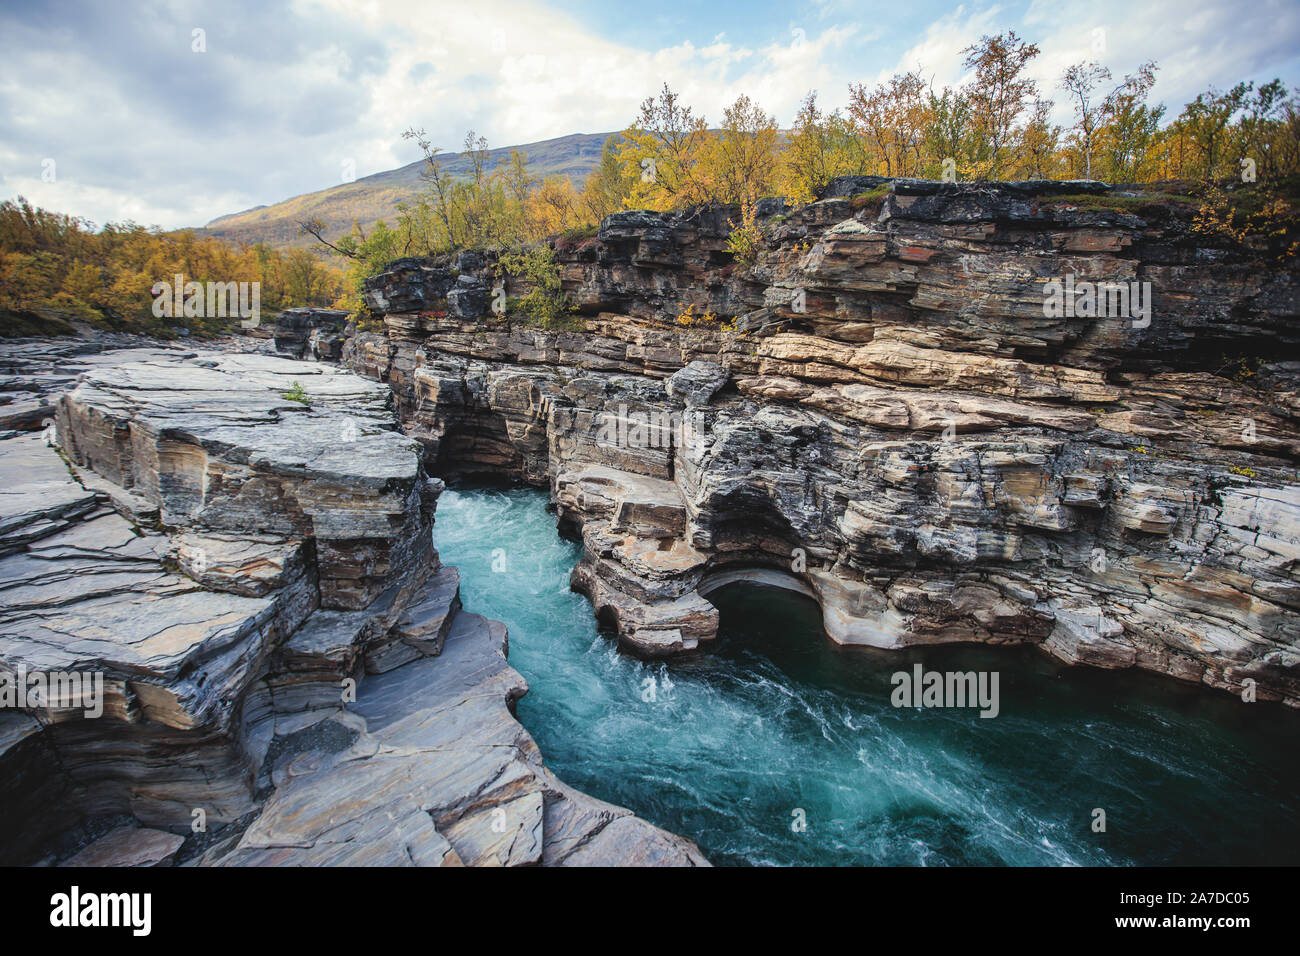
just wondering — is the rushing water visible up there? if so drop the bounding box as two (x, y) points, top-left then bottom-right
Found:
(434, 483), (1300, 866)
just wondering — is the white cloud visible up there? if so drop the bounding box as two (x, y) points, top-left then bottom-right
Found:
(892, 0), (1300, 126)
(347, 0), (862, 149)
(1, 0), (1295, 230)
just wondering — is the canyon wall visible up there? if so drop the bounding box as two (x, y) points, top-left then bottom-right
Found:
(0, 343), (705, 865)
(342, 178), (1300, 707)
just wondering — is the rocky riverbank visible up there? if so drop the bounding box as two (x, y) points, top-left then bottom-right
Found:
(338, 177), (1300, 707)
(0, 340), (705, 866)
(2, 174), (1295, 866)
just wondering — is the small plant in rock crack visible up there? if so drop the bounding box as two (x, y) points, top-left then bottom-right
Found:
(1218, 353), (1264, 389)
(725, 191), (763, 266)
(281, 381), (311, 405)
(676, 303), (716, 326)
(849, 185), (891, 214)
(496, 243), (580, 329)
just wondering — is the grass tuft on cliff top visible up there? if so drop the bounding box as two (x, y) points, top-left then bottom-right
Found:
(849, 185), (892, 213)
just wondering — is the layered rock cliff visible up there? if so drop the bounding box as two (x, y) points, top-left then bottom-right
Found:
(340, 178), (1300, 706)
(0, 343), (705, 865)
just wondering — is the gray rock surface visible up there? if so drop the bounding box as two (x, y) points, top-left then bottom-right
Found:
(347, 179), (1300, 708)
(272, 308), (351, 361)
(0, 346), (706, 866)
(666, 360), (729, 407)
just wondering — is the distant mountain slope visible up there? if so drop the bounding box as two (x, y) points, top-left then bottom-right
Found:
(198, 131), (616, 249)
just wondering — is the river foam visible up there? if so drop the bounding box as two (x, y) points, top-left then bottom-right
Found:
(435, 484), (1300, 867)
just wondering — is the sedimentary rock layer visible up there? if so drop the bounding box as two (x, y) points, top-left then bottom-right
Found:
(0, 345), (704, 865)
(344, 178), (1300, 707)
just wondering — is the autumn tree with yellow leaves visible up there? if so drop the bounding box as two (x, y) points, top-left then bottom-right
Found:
(783, 92), (867, 202)
(293, 36), (1299, 289)
(617, 83), (711, 209)
(1, 197), (345, 336)
(848, 70), (930, 177)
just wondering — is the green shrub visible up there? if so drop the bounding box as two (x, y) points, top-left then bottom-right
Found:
(281, 381), (311, 405)
(0, 309), (78, 338)
(726, 193), (762, 266)
(497, 244), (579, 328)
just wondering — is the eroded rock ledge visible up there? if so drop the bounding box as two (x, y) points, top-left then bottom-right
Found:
(339, 178), (1300, 707)
(0, 347), (705, 866)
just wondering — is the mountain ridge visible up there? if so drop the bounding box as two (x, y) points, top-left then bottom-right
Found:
(198, 130), (616, 249)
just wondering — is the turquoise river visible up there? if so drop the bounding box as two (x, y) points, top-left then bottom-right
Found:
(434, 484), (1300, 867)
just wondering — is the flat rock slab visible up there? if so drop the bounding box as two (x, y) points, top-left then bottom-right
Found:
(666, 359), (729, 406)
(62, 826), (184, 867)
(0, 343), (710, 867)
(0, 434), (100, 551)
(57, 350), (437, 612)
(213, 607), (706, 867)
(0, 452), (273, 691)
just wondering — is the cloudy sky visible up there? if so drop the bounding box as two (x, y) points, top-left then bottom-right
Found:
(2, 0), (1297, 230)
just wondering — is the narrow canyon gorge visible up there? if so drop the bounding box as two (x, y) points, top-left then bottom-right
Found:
(348, 178), (1299, 699)
(1, 177), (1296, 866)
